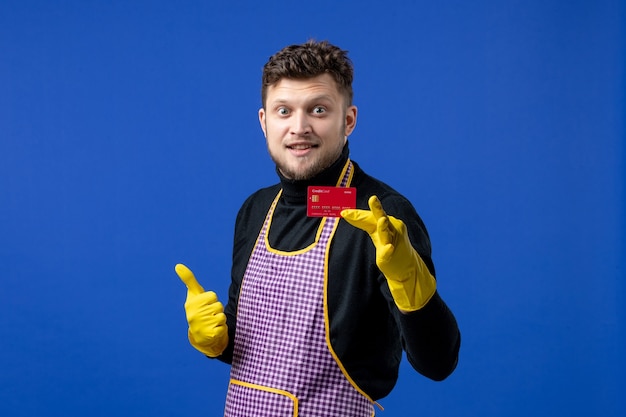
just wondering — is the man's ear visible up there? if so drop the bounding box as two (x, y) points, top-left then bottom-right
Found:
(344, 105), (358, 137)
(258, 108), (267, 138)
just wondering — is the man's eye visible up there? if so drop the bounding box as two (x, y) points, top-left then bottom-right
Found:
(313, 107), (326, 114)
(278, 107), (289, 115)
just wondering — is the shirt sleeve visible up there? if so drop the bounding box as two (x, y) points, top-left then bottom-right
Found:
(381, 194), (461, 381)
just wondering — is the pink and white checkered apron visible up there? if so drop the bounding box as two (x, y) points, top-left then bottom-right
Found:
(224, 161), (375, 417)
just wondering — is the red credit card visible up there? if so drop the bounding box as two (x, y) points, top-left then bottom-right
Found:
(307, 186), (357, 217)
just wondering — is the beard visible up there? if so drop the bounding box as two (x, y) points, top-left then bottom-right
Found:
(269, 136), (345, 181)
(267, 122), (347, 181)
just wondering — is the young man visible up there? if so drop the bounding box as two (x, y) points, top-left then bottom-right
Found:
(177, 40), (460, 416)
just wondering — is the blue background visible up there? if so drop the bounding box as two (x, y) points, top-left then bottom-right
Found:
(1, 1), (624, 416)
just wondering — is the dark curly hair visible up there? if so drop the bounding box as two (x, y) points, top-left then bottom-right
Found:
(261, 40), (354, 108)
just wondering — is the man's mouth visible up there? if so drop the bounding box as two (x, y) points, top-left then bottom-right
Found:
(286, 143), (318, 157)
(287, 143), (318, 150)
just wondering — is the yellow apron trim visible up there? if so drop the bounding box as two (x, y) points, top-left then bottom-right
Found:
(263, 189), (328, 255)
(322, 163), (383, 412)
(229, 379), (298, 417)
(263, 158), (353, 256)
(335, 158), (354, 187)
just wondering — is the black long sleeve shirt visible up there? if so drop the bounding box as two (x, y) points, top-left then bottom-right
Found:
(218, 144), (460, 400)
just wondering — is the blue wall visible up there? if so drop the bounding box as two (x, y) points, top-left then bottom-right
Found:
(1, 1), (623, 415)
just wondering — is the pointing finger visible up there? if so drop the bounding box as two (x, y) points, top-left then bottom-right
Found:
(377, 215), (393, 247)
(371, 195), (397, 249)
(368, 195), (387, 220)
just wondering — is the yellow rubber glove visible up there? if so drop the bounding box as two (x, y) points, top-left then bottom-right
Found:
(175, 263), (228, 357)
(341, 195), (436, 312)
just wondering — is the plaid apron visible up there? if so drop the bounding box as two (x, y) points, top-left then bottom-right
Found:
(224, 161), (374, 416)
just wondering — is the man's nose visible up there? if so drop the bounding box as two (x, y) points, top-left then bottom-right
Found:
(291, 111), (312, 135)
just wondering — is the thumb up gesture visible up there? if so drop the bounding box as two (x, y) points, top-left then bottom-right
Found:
(175, 264), (228, 357)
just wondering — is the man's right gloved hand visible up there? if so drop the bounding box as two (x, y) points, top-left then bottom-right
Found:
(175, 263), (228, 358)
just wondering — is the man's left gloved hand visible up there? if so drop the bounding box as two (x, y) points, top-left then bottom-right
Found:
(341, 195), (436, 312)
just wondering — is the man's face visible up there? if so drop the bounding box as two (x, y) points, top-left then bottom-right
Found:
(259, 74), (357, 180)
